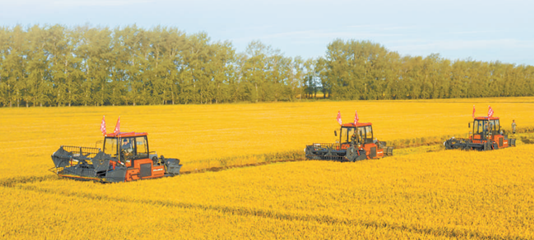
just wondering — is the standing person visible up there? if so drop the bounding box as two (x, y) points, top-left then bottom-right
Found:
(512, 120), (517, 134)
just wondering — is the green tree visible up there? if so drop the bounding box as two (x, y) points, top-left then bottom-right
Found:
(0, 25), (26, 107)
(450, 60), (468, 98)
(25, 25), (51, 107)
(242, 40), (270, 102)
(76, 26), (113, 106)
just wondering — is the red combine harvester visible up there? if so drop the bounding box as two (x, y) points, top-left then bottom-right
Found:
(444, 116), (516, 151)
(51, 132), (182, 183)
(305, 122), (393, 162)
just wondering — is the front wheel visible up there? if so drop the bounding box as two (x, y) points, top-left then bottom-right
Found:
(345, 146), (358, 162)
(444, 140), (453, 149)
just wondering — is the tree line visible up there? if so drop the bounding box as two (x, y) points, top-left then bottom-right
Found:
(0, 25), (533, 107)
(315, 40), (534, 100)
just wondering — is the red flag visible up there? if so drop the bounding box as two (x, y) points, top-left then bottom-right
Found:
(488, 106), (494, 118)
(354, 110), (359, 125)
(472, 105), (475, 118)
(113, 117), (120, 135)
(100, 116), (106, 136)
(336, 111), (342, 125)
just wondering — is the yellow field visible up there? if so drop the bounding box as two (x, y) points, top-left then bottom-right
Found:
(1, 97), (534, 239)
(1, 97), (533, 173)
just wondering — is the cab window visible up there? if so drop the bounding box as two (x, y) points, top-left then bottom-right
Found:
(474, 120), (487, 134)
(120, 137), (136, 160)
(135, 136), (148, 159)
(104, 137), (118, 157)
(365, 126), (373, 141)
(341, 127), (355, 143)
(357, 127), (364, 137)
(493, 119), (500, 133)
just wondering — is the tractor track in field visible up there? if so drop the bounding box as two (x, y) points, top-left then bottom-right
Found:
(180, 158), (307, 174)
(2, 177), (526, 240)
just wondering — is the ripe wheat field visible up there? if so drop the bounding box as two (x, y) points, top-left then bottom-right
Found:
(1, 97), (534, 239)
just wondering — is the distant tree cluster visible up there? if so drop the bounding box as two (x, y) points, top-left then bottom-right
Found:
(0, 25), (533, 107)
(315, 40), (534, 100)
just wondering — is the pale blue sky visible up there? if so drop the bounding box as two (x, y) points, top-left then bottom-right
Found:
(1, 0), (533, 65)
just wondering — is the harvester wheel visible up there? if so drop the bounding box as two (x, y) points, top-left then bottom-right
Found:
(483, 142), (491, 151)
(444, 140), (453, 149)
(462, 144), (471, 151)
(305, 146), (315, 159)
(346, 146), (357, 162)
(386, 146), (394, 156)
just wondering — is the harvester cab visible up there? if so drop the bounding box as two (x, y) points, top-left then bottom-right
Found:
(51, 132), (182, 183)
(472, 118), (499, 141)
(103, 133), (151, 168)
(445, 117), (516, 151)
(306, 122), (393, 162)
(339, 124), (372, 146)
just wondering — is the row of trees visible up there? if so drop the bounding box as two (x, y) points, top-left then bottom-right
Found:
(316, 40), (534, 100)
(0, 25), (312, 107)
(0, 25), (533, 107)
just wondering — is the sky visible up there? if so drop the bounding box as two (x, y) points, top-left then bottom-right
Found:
(1, 0), (533, 65)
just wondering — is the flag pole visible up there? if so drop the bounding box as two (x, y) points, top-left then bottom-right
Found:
(114, 117), (122, 165)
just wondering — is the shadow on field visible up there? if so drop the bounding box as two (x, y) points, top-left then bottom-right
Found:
(181, 158), (305, 174)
